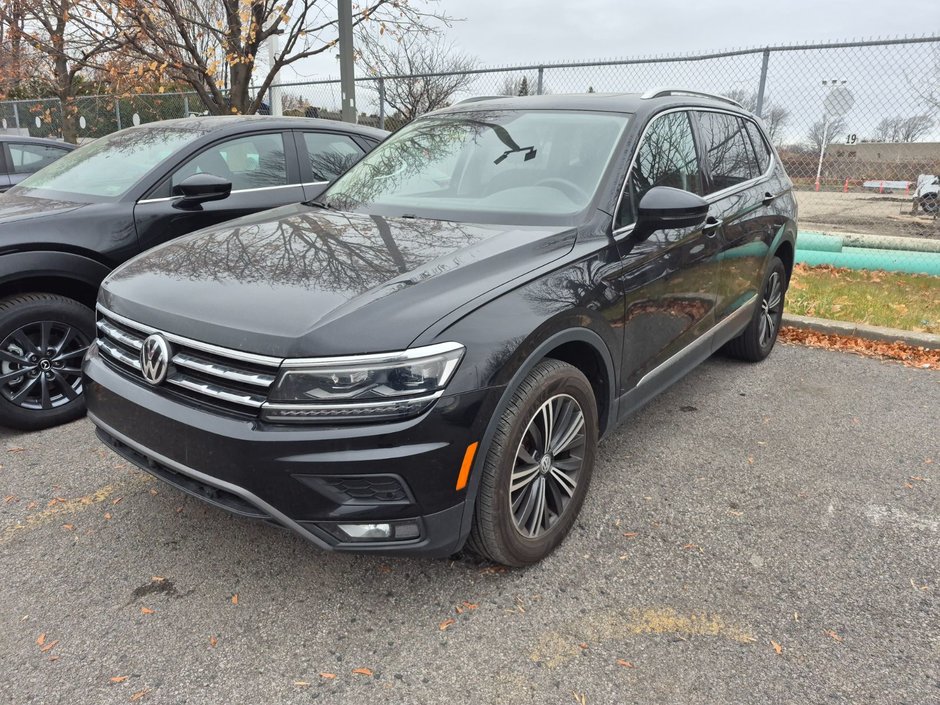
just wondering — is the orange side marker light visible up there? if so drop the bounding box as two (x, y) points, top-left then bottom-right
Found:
(455, 442), (479, 491)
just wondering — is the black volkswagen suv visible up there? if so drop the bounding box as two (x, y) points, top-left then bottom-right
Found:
(84, 91), (797, 566)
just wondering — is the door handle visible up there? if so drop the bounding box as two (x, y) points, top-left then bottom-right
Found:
(762, 191), (778, 206)
(702, 216), (722, 236)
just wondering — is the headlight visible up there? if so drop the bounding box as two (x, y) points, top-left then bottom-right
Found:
(261, 342), (464, 423)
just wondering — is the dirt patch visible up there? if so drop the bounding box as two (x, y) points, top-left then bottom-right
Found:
(796, 189), (940, 240)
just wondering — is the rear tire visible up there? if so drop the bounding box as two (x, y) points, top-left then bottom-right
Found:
(723, 256), (787, 362)
(0, 293), (94, 431)
(467, 359), (598, 567)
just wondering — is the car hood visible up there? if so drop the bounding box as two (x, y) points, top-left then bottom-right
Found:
(101, 203), (577, 357)
(0, 191), (87, 224)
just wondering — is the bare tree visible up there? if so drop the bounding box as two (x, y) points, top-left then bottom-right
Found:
(874, 114), (935, 142)
(807, 116), (846, 152)
(500, 73), (547, 97)
(95, 0), (449, 116)
(357, 32), (477, 122)
(724, 88), (790, 143)
(0, 0), (120, 141)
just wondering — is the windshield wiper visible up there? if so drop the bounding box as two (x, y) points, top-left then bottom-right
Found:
(305, 199), (338, 211)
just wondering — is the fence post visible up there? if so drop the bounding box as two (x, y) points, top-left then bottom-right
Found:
(183, 94), (190, 118)
(536, 66), (544, 96)
(12, 102), (19, 129)
(378, 78), (386, 130)
(115, 100), (122, 130)
(755, 48), (770, 118)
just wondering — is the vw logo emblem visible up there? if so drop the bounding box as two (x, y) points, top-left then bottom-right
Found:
(140, 334), (170, 385)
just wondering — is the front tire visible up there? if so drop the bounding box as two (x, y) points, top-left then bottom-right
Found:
(467, 359), (598, 567)
(723, 256), (787, 362)
(0, 293), (94, 431)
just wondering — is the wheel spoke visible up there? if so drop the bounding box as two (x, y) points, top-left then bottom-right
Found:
(39, 374), (51, 410)
(548, 400), (575, 451)
(514, 478), (539, 526)
(52, 327), (77, 357)
(39, 321), (53, 354)
(11, 374), (40, 402)
(0, 368), (33, 383)
(758, 314), (769, 346)
(0, 349), (28, 365)
(52, 371), (78, 401)
(528, 478), (547, 537)
(13, 330), (41, 358)
(53, 346), (90, 362)
(549, 465), (577, 497)
(540, 401), (554, 454)
(510, 463), (540, 493)
(551, 411), (584, 455)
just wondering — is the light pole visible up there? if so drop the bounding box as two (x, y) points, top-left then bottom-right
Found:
(814, 80), (853, 191)
(267, 31), (283, 117)
(337, 0), (357, 123)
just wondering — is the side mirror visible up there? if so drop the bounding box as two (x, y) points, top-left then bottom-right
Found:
(633, 186), (709, 241)
(172, 173), (232, 210)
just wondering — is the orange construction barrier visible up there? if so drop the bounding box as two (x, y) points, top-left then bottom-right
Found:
(843, 178), (849, 193)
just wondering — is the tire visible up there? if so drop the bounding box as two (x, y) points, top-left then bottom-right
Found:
(467, 359), (598, 567)
(0, 293), (95, 431)
(723, 256), (787, 362)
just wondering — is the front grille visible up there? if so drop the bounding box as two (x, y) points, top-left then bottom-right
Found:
(96, 306), (281, 414)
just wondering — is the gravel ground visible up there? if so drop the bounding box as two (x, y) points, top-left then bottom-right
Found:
(0, 344), (937, 705)
(796, 189), (940, 240)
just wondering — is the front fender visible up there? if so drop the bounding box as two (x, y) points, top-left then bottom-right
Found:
(0, 251), (113, 291)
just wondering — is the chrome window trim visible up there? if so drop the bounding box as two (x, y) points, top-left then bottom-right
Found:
(97, 304), (283, 368)
(137, 182), (308, 205)
(279, 341), (465, 370)
(612, 106), (776, 237)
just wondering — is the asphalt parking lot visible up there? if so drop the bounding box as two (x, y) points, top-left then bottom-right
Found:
(1, 343), (937, 705)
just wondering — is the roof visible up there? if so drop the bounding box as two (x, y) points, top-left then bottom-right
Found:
(0, 134), (76, 148)
(435, 91), (752, 117)
(130, 114), (388, 139)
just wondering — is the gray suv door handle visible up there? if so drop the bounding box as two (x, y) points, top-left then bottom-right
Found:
(702, 216), (722, 236)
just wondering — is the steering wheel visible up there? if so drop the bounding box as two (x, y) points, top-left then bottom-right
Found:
(535, 178), (589, 203)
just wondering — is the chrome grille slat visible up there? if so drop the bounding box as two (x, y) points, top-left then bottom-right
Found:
(95, 306), (279, 412)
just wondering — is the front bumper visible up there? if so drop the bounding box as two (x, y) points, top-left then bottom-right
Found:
(84, 345), (501, 557)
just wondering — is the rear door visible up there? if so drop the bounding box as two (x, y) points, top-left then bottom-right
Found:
(295, 130), (368, 200)
(133, 130), (305, 253)
(694, 111), (774, 324)
(612, 109), (720, 410)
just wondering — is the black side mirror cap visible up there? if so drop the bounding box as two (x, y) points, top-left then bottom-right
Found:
(172, 173), (232, 210)
(633, 186), (709, 241)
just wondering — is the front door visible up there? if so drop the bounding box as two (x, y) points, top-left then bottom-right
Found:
(133, 131), (306, 253)
(611, 109), (721, 414)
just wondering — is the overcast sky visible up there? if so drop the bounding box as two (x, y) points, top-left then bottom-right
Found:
(284, 0), (939, 81)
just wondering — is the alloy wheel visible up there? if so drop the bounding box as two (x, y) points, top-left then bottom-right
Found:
(0, 321), (90, 411)
(758, 271), (783, 349)
(509, 393), (586, 538)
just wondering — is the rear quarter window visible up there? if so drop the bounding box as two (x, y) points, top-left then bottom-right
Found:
(744, 120), (772, 174)
(696, 111), (760, 193)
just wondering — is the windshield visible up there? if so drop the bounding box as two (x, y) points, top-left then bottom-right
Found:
(12, 126), (202, 201)
(322, 110), (631, 224)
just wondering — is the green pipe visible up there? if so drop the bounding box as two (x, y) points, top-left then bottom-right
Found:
(795, 246), (940, 275)
(796, 232), (843, 252)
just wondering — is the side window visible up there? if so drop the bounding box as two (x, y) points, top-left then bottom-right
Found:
(697, 112), (759, 192)
(8, 143), (69, 174)
(744, 120), (772, 174)
(302, 132), (365, 182)
(616, 111), (703, 229)
(172, 133), (287, 192)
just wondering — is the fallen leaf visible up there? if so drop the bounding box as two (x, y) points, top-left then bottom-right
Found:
(824, 629), (843, 642)
(104, 513), (112, 520)
(26, 501), (38, 510)
(140, 607), (154, 615)
(112, 497), (123, 505)
(39, 640), (59, 653)
(616, 658), (635, 668)
(129, 689), (150, 701)
(62, 524), (75, 531)
(572, 692), (587, 705)
(7, 446), (26, 453)
(293, 681), (311, 687)
(578, 642), (589, 650)
(461, 601), (478, 611)
(3, 495), (17, 503)
(48, 655), (59, 662)
(231, 594), (238, 605)
(319, 672), (337, 680)
(771, 640), (783, 655)
(352, 667), (373, 677)
(149, 489), (158, 496)
(111, 676), (128, 683)
(439, 618), (456, 631)
(36, 633), (45, 646)
(151, 576), (165, 583)
(622, 531), (638, 538)
(209, 636), (218, 648)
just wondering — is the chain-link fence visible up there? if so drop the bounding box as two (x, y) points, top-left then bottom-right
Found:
(2, 36), (939, 250)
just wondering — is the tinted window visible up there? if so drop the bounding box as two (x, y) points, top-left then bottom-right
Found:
(8, 143), (69, 175)
(744, 120), (771, 174)
(616, 111), (703, 229)
(173, 133), (287, 192)
(303, 132), (364, 181)
(697, 112), (759, 192)
(13, 127), (200, 200)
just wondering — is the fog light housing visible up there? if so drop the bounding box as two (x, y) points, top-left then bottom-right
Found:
(321, 520), (421, 543)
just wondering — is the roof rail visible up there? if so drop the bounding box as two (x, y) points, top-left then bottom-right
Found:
(640, 88), (744, 108)
(453, 95), (509, 105)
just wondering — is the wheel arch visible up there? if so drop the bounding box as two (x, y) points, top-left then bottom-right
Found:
(0, 251), (111, 309)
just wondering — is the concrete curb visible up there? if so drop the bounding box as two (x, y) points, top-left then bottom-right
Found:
(782, 313), (940, 350)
